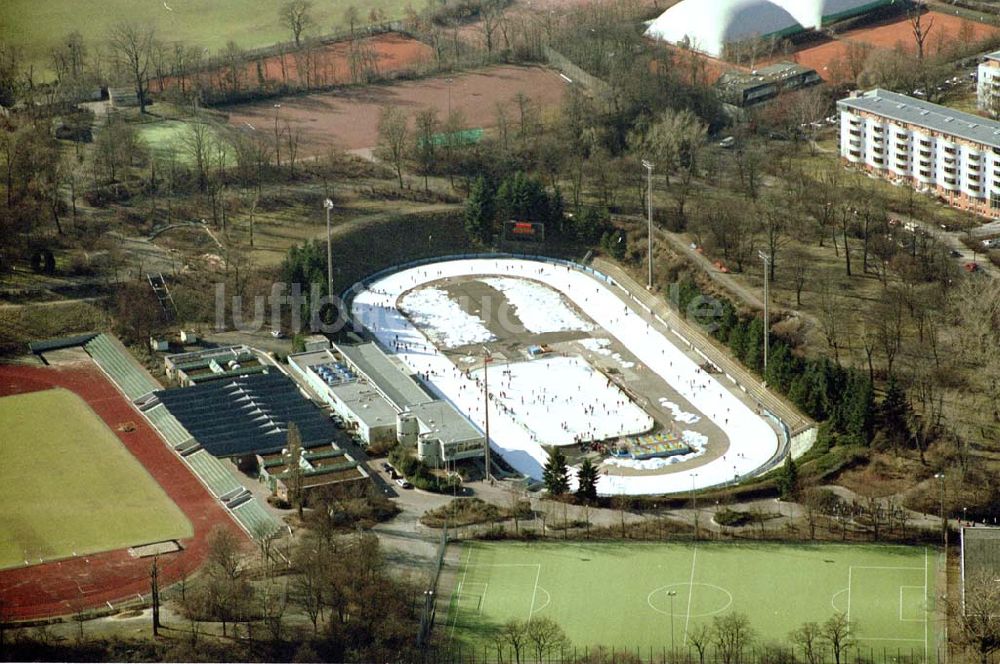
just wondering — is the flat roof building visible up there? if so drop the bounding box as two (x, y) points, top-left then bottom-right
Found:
(838, 88), (1000, 218)
(287, 343), (486, 466)
(716, 62), (821, 107)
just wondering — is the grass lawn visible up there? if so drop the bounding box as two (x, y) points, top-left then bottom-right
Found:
(2, 0), (414, 76)
(444, 541), (940, 660)
(136, 119), (234, 166)
(0, 388), (192, 569)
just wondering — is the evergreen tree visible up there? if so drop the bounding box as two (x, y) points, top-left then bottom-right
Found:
(549, 187), (566, 234)
(543, 447), (570, 496)
(879, 375), (912, 449)
(776, 454), (798, 500)
(464, 176), (495, 245)
(842, 373), (875, 445)
(575, 457), (599, 502)
(743, 316), (764, 373)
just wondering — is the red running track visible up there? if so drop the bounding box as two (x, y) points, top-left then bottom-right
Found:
(0, 361), (248, 621)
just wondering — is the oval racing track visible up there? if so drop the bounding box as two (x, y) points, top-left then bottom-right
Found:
(351, 257), (779, 495)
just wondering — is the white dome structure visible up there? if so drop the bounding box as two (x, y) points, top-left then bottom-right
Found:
(771, 0), (893, 29)
(645, 0), (893, 57)
(645, 0), (805, 57)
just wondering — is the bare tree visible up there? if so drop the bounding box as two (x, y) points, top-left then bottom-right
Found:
(688, 623), (712, 664)
(285, 422), (305, 517)
(821, 613), (854, 664)
(280, 0), (313, 49)
(954, 570), (1000, 664)
(343, 6), (360, 37)
(375, 105), (408, 188)
(526, 617), (569, 662)
(496, 618), (530, 664)
(713, 612), (756, 664)
(108, 22), (155, 113)
(908, 1), (935, 61)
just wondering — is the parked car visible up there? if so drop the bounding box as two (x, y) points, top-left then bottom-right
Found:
(381, 462), (393, 472)
(981, 238), (1000, 249)
(395, 478), (413, 489)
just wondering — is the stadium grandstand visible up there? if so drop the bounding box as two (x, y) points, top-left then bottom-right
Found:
(155, 373), (335, 457)
(645, 0), (894, 58)
(25, 332), (285, 539)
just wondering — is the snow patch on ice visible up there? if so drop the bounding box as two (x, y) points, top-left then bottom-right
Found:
(399, 287), (494, 348)
(659, 398), (700, 424)
(481, 277), (593, 334)
(579, 338), (612, 356)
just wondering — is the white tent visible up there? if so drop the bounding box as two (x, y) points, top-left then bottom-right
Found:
(644, 0), (805, 57)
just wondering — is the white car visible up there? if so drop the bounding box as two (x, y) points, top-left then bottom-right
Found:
(394, 478), (413, 489)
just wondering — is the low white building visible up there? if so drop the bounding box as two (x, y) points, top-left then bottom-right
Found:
(838, 88), (1000, 218)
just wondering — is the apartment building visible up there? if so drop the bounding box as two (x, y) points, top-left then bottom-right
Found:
(838, 88), (1000, 219)
(977, 50), (1000, 114)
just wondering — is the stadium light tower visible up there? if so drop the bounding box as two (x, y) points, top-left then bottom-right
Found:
(758, 250), (771, 377)
(323, 198), (335, 298)
(667, 589), (677, 653)
(482, 345), (493, 483)
(935, 472), (947, 551)
(642, 160), (654, 289)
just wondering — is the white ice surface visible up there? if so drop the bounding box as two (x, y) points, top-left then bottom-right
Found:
(399, 286), (494, 348)
(471, 355), (653, 447)
(480, 277), (593, 334)
(351, 258), (779, 495)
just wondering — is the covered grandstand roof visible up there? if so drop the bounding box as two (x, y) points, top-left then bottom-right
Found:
(155, 373), (335, 457)
(645, 0), (892, 57)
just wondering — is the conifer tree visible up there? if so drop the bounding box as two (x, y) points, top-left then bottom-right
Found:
(464, 176), (495, 245)
(575, 457), (599, 502)
(543, 447), (570, 496)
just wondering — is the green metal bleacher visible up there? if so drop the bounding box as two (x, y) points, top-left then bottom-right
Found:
(145, 404), (193, 449)
(232, 498), (283, 537)
(185, 450), (243, 498)
(84, 334), (161, 401)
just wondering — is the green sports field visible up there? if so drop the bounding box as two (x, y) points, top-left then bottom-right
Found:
(445, 541), (941, 659)
(136, 120), (234, 166)
(2, 0), (413, 75)
(0, 388), (192, 569)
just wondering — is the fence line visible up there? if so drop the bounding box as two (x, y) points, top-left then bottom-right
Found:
(418, 523), (450, 646)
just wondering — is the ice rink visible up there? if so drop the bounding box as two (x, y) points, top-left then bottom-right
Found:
(351, 258), (780, 495)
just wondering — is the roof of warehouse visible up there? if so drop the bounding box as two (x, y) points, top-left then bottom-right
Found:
(838, 88), (1000, 149)
(154, 372), (335, 457)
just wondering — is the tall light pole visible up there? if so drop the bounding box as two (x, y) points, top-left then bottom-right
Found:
(758, 250), (771, 376)
(447, 78), (454, 116)
(642, 160), (654, 289)
(482, 346), (493, 483)
(323, 199), (334, 298)
(691, 472), (699, 538)
(667, 589), (677, 653)
(935, 472), (947, 551)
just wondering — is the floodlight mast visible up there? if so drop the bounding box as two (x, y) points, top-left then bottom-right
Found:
(758, 250), (771, 377)
(642, 160), (654, 289)
(482, 345), (493, 483)
(323, 198), (335, 299)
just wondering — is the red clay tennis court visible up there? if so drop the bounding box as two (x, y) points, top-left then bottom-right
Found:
(0, 361), (246, 621)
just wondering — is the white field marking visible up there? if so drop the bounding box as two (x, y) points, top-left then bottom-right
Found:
(830, 588), (849, 613)
(528, 563), (542, 619)
(449, 545), (475, 640)
(924, 547), (929, 663)
(533, 586), (551, 614)
(862, 637), (925, 642)
(849, 565), (924, 571)
(682, 547), (698, 645)
(900, 586), (925, 621)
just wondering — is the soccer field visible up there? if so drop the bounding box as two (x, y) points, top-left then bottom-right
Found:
(0, 388), (192, 569)
(445, 541), (941, 660)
